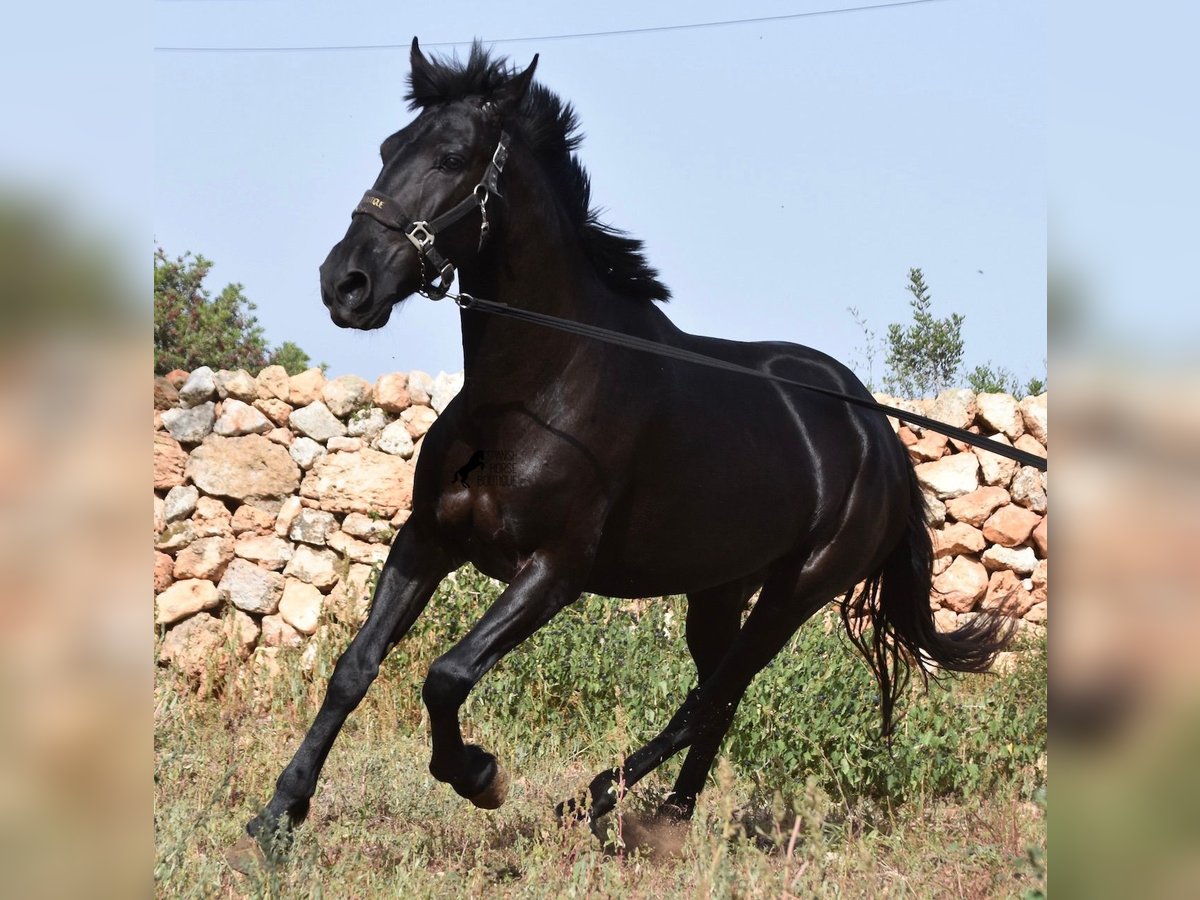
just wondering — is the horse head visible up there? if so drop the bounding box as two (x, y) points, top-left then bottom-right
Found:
(319, 38), (537, 329)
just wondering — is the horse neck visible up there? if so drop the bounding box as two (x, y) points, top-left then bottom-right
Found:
(455, 176), (643, 405)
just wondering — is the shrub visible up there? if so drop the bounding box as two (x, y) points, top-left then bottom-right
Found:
(381, 567), (1047, 807)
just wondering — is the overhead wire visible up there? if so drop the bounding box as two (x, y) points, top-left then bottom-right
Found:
(155, 0), (952, 52)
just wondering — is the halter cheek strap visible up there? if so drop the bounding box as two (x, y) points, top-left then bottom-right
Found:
(352, 131), (512, 300)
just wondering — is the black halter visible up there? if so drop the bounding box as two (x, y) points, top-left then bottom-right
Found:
(352, 131), (512, 299)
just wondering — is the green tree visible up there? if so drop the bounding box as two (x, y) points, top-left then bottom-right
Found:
(966, 362), (1021, 395)
(154, 247), (316, 376)
(268, 341), (314, 376)
(883, 268), (965, 399)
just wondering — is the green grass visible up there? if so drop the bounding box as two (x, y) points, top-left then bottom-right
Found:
(154, 568), (1046, 898)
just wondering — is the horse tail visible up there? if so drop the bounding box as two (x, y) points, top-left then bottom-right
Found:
(841, 463), (1013, 738)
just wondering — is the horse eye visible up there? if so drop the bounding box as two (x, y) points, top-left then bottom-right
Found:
(441, 154), (466, 172)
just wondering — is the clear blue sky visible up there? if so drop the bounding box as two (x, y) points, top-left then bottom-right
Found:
(154, 0), (1044, 384)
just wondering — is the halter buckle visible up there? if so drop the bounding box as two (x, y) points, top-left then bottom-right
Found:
(406, 221), (435, 252)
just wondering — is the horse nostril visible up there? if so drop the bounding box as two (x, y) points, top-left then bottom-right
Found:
(336, 270), (371, 309)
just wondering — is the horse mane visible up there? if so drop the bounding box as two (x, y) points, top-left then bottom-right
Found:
(405, 43), (671, 304)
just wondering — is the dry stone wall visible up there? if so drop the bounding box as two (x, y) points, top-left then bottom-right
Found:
(153, 369), (1047, 691)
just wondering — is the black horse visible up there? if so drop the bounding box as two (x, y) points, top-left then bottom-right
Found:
(245, 40), (1007, 853)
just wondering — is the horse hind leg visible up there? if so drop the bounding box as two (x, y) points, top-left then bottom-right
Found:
(656, 578), (759, 822)
(566, 557), (834, 825)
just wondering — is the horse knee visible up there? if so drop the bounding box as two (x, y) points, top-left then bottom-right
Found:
(422, 655), (473, 715)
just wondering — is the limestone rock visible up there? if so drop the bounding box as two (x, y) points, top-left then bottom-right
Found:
(928, 389), (978, 431)
(991, 652), (1019, 675)
(275, 496), (303, 537)
(186, 434), (300, 500)
(408, 370), (434, 406)
(914, 453), (980, 499)
(190, 496), (233, 538)
(1014, 433), (1047, 460)
(981, 544), (1038, 575)
(982, 506), (1042, 548)
(280, 580), (323, 634)
(289, 508), (338, 545)
(975, 393), (1025, 441)
(231, 503), (277, 534)
(157, 612), (227, 694)
(923, 492), (946, 528)
(341, 512), (395, 543)
(289, 401), (347, 443)
(328, 531), (389, 566)
(301, 448), (414, 516)
(213, 398), (273, 436)
(218, 558), (284, 615)
(154, 376), (179, 410)
(283, 545), (340, 590)
(975, 433), (1018, 488)
(933, 522), (986, 558)
(173, 535), (234, 581)
(400, 405), (438, 440)
(1024, 601), (1047, 625)
(233, 533), (294, 570)
(161, 401), (215, 444)
(156, 520), (195, 552)
(289, 436), (327, 470)
(256, 365), (291, 402)
(214, 369), (259, 403)
(375, 420), (415, 458)
(163, 484), (199, 523)
(933, 607), (959, 633)
(431, 371), (464, 414)
(327, 436), (363, 453)
(374, 372), (410, 413)
(261, 614), (304, 649)
(909, 431), (949, 462)
(289, 368), (327, 407)
(154, 495), (165, 535)
(896, 426), (917, 447)
(155, 578), (220, 625)
(323, 374), (373, 418)
(225, 609), (259, 659)
(165, 369), (189, 389)
(154, 432), (188, 490)
(347, 407), (387, 440)
(945, 486), (1011, 526)
(253, 397), (294, 427)
(932, 556), (989, 612)
(154, 551), (175, 593)
(1031, 559), (1048, 604)
(178, 366), (217, 407)
(1019, 393), (1048, 444)
(1032, 516), (1048, 557)
(982, 569), (1035, 617)
(1010, 466), (1047, 513)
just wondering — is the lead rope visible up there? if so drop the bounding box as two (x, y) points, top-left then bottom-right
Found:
(422, 288), (1047, 472)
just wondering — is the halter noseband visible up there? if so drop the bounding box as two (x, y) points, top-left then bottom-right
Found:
(352, 131), (512, 300)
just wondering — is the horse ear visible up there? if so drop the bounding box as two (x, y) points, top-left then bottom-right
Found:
(408, 37), (440, 105)
(495, 54), (539, 114)
(412, 37), (433, 72)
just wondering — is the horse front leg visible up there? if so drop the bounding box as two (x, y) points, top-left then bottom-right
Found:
(422, 549), (586, 807)
(242, 518), (455, 856)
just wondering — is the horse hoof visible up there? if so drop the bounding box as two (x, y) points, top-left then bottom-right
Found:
(225, 835), (267, 874)
(468, 764), (509, 810)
